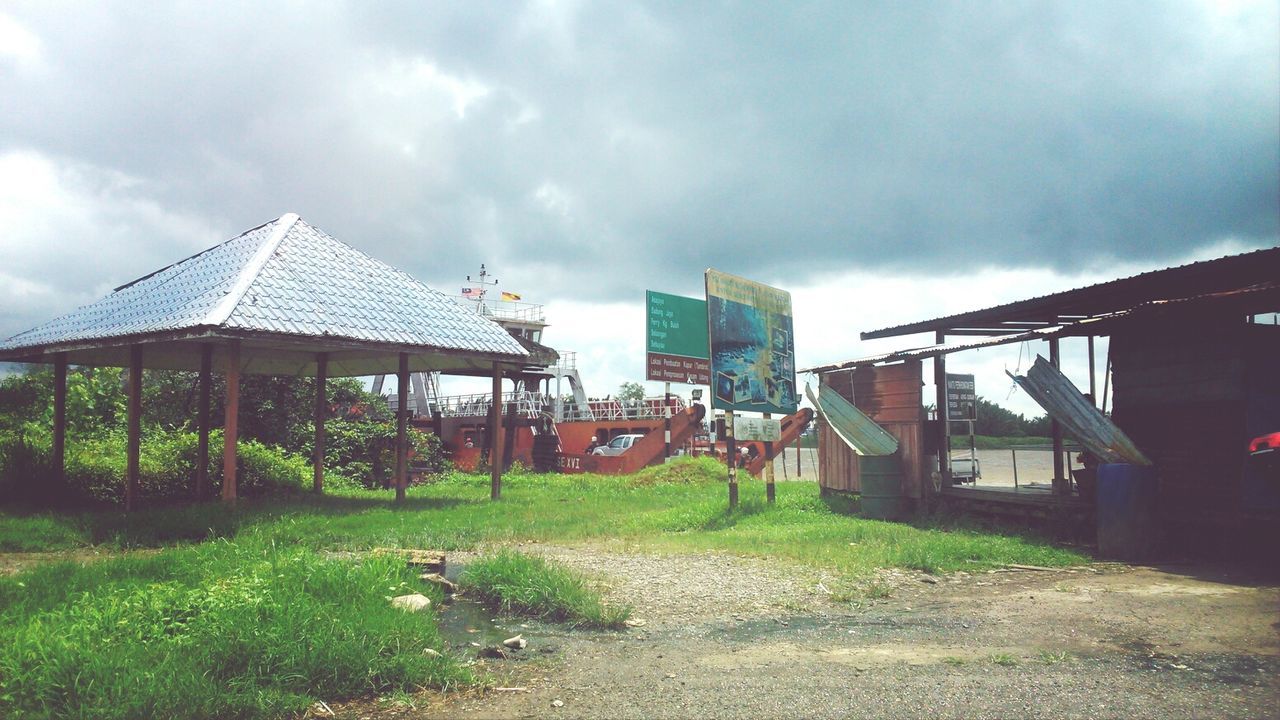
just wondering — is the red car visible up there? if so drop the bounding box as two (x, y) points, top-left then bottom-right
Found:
(1248, 432), (1279, 477)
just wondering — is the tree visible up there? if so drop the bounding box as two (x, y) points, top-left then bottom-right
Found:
(617, 381), (645, 406)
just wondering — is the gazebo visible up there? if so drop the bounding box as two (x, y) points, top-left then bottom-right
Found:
(0, 213), (529, 509)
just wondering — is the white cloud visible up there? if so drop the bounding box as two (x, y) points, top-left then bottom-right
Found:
(0, 12), (42, 69)
(0, 150), (225, 338)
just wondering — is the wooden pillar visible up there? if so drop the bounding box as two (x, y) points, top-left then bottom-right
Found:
(195, 344), (212, 499)
(764, 412), (775, 504)
(726, 411), (737, 508)
(125, 345), (142, 512)
(221, 339), (240, 503)
(933, 331), (950, 495)
(490, 363), (504, 500)
(313, 353), (328, 494)
(1049, 337), (1066, 495)
(395, 352), (409, 503)
(1087, 335), (1097, 403)
(52, 352), (67, 491)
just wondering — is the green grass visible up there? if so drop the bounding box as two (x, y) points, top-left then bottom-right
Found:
(951, 435), (1052, 450)
(460, 549), (631, 628)
(0, 539), (469, 719)
(0, 457), (1090, 717)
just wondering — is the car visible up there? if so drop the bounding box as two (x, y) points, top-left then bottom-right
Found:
(950, 457), (981, 484)
(1248, 431), (1279, 478)
(592, 433), (646, 456)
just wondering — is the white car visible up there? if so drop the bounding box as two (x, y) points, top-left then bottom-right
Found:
(592, 434), (646, 456)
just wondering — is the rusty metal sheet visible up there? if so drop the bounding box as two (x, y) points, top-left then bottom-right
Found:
(805, 382), (899, 457)
(1008, 356), (1152, 466)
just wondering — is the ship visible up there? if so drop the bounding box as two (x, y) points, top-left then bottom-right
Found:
(379, 267), (812, 475)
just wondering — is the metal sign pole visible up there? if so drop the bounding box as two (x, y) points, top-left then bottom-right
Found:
(664, 381), (672, 458)
(726, 410), (738, 508)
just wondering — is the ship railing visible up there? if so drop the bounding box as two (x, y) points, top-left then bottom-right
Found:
(453, 297), (546, 323)
(549, 351), (577, 371)
(435, 390), (550, 419)
(560, 396), (687, 422)
(436, 391), (688, 422)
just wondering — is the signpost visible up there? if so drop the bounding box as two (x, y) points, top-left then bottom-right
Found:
(945, 373), (977, 422)
(706, 269), (797, 507)
(945, 373), (977, 486)
(646, 291), (711, 460)
(646, 291), (711, 384)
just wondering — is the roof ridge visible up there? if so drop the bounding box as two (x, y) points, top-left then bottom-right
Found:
(203, 213), (300, 327)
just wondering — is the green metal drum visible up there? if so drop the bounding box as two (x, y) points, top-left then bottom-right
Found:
(859, 454), (904, 520)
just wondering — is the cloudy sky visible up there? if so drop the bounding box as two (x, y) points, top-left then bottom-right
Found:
(2, 0), (1277, 417)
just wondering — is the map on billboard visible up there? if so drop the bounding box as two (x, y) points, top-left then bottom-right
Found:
(705, 269), (797, 414)
(645, 291), (711, 385)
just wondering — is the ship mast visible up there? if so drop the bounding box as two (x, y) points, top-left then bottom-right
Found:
(467, 263), (499, 313)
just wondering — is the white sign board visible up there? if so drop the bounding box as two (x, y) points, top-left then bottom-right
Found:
(735, 417), (782, 442)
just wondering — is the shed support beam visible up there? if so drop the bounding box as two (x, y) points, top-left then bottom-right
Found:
(195, 344), (212, 499)
(395, 352), (409, 503)
(221, 339), (240, 503)
(52, 352), (67, 493)
(490, 364), (504, 500)
(1087, 335), (1097, 404)
(934, 331), (949, 496)
(1049, 337), (1066, 495)
(126, 345), (142, 512)
(314, 352), (327, 494)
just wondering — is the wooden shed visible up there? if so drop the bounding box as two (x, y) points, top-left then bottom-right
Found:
(804, 246), (1280, 552)
(816, 360), (928, 504)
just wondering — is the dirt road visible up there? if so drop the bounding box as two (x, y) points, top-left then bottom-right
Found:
(364, 546), (1280, 720)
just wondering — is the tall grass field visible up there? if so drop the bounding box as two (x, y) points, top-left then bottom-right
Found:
(0, 457), (1087, 717)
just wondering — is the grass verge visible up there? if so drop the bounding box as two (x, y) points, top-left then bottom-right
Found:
(0, 540), (469, 719)
(460, 549), (631, 629)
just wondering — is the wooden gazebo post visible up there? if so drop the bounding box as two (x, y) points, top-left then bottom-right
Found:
(490, 363), (504, 500)
(51, 352), (67, 491)
(314, 352), (327, 494)
(395, 352), (409, 503)
(195, 344), (212, 499)
(125, 345), (143, 512)
(221, 339), (240, 503)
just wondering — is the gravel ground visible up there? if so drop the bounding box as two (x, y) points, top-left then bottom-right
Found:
(331, 546), (1280, 720)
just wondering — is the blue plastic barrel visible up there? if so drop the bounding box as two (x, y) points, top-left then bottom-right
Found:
(1096, 463), (1159, 561)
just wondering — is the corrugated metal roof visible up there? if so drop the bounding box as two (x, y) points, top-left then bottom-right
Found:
(0, 214), (528, 359)
(799, 325), (1063, 374)
(1008, 356), (1152, 465)
(862, 246), (1280, 340)
(805, 383), (899, 456)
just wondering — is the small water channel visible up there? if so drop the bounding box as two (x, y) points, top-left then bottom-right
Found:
(435, 561), (583, 657)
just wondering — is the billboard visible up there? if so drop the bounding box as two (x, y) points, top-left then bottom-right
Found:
(945, 373), (977, 421)
(705, 269), (797, 414)
(645, 291), (711, 384)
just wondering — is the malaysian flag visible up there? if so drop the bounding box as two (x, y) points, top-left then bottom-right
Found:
(461, 287), (480, 300)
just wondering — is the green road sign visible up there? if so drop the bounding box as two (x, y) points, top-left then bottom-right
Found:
(646, 290), (710, 384)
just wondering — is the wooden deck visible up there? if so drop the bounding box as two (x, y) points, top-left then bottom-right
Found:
(940, 484), (1094, 538)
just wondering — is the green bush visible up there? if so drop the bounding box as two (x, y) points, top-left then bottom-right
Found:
(326, 419), (447, 489)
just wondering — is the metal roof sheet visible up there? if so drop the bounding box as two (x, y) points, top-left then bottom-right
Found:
(1008, 356), (1152, 465)
(805, 383), (899, 456)
(862, 246), (1280, 340)
(0, 214), (528, 360)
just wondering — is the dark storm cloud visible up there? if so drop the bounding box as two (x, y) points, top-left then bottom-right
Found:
(1, 0), (1275, 318)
